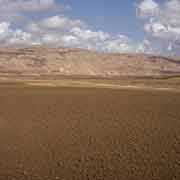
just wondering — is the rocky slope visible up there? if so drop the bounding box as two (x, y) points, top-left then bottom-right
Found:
(0, 46), (180, 77)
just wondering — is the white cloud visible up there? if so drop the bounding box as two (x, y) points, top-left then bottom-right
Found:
(0, 1), (139, 53)
(40, 16), (85, 30)
(102, 35), (135, 53)
(0, 0), (179, 55)
(0, 18), (139, 53)
(0, 0), (58, 13)
(71, 27), (109, 41)
(0, 0), (70, 22)
(137, 0), (159, 17)
(136, 39), (154, 53)
(0, 22), (12, 42)
(66, 28), (135, 53)
(42, 34), (58, 44)
(144, 21), (180, 40)
(25, 17), (136, 53)
(138, 0), (180, 38)
(164, 0), (180, 27)
(0, 22), (10, 35)
(8, 29), (33, 46)
(0, 21), (34, 47)
(137, 0), (180, 55)
(26, 23), (43, 34)
(61, 35), (79, 46)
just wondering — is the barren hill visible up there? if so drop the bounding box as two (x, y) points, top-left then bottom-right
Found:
(0, 46), (180, 77)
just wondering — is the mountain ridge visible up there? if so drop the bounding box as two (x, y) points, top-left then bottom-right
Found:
(0, 46), (180, 77)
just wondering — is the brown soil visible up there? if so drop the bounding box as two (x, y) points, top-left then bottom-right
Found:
(0, 86), (180, 180)
(1, 46), (180, 77)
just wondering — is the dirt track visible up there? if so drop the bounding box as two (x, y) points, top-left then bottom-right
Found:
(0, 86), (180, 180)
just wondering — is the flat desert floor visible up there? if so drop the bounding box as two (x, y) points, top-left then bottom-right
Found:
(0, 78), (180, 180)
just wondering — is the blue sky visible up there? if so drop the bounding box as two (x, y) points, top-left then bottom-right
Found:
(60, 0), (145, 41)
(0, 0), (180, 55)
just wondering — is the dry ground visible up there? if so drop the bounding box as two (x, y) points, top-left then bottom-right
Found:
(0, 81), (180, 180)
(1, 46), (180, 77)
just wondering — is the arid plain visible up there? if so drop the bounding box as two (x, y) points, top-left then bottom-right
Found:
(0, 76), (180, 180)
(0, 46), (180, 179)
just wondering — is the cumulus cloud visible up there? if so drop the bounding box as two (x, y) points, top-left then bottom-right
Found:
(137, 39), (151, 53)
(0, 0), (65, 14)
(0, 21), (34, 47)
(25, 16), (136, 53)
(137, 0), (159, 17)
(40, 16), (85, 30)
(8, 30), (33, 46)
(0, 0), (179, 55)
(0, 0), (138, 53)
(0, 22), (11, 39)
(102, 35), (135, 53)
(26, 15), (86, 36)
(0, 0), (70, 22)
(70, 27), (109, 41)
(137, 0), (180, 55)
(58, 28), (135, 53)
(1, 0), (55, 12)
(34, 25), (135, 53)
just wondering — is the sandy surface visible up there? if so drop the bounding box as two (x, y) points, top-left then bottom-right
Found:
(0, 86), (180, 180)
